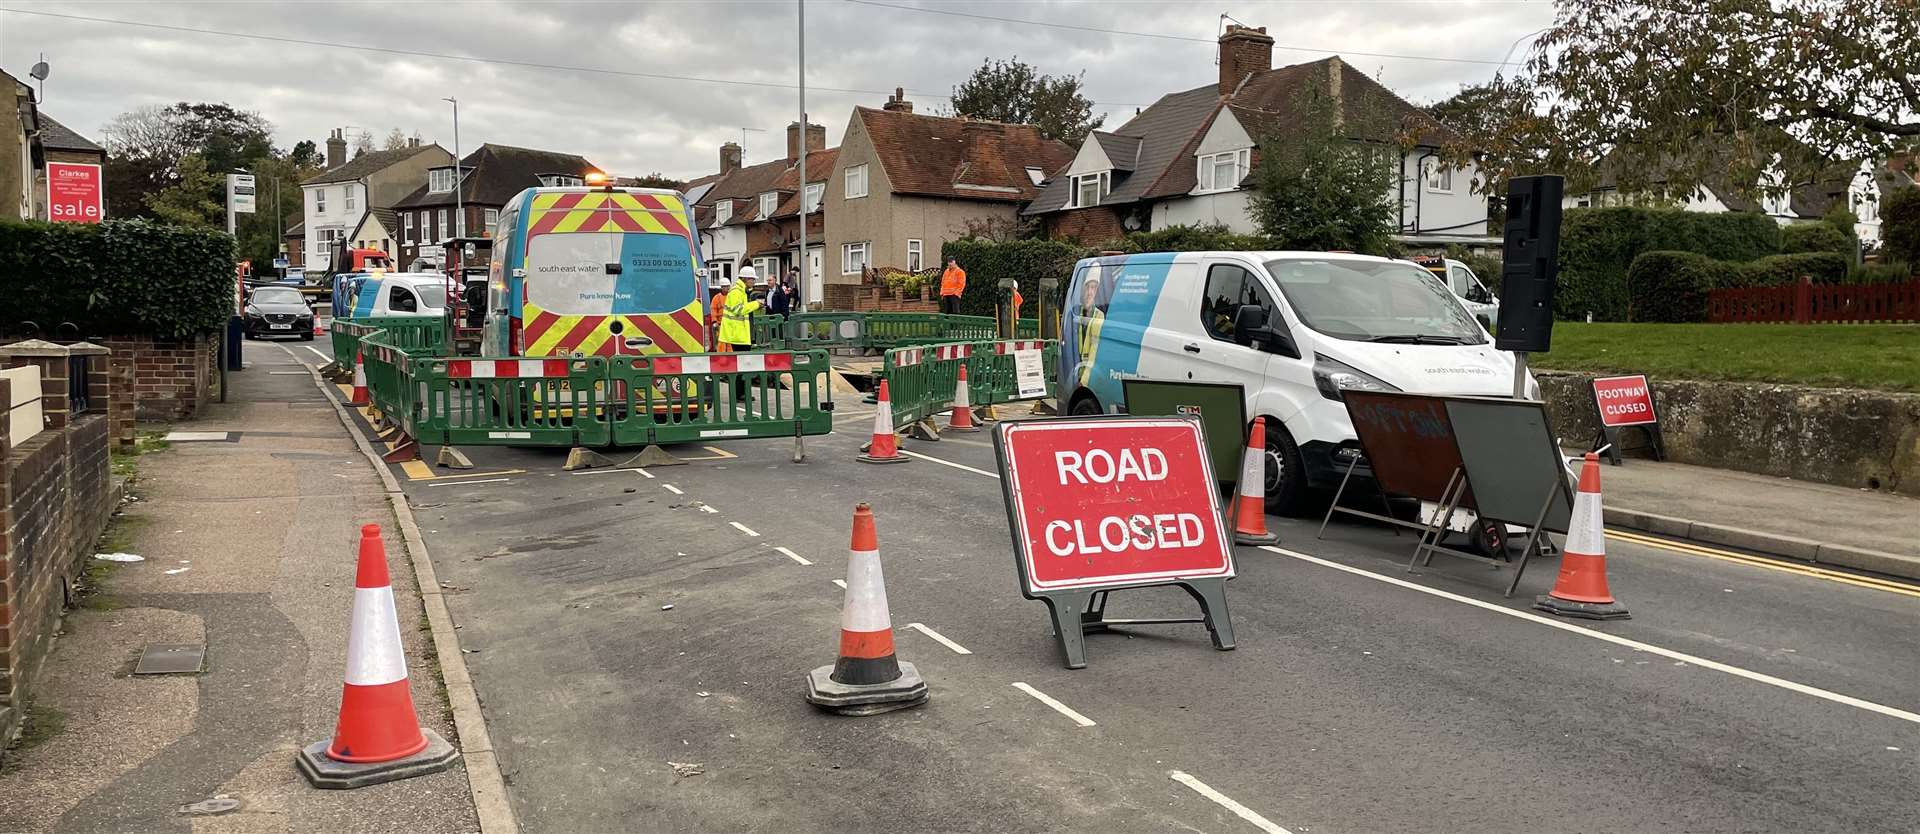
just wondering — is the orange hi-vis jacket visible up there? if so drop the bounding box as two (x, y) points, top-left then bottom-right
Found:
(940, 264), (967, 297)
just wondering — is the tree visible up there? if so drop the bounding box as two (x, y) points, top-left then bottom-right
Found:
(1246, 93), (1398, 254)
(289, 139), (321, 170)
(626, 172), (683, 190)
(1422, 78), (1567, 226)
(1527, 0), (1919, 201)
(98, 102), (274, 219)
(143, 154), (226, 228)
(350, 129), (374, 156)
(1882, 187), (1920, 267)
(950, 57), (1104, 146)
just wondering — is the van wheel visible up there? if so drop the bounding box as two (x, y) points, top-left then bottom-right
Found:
(1262, 421), (1313, 517)
(1068, 394), (1102, 416)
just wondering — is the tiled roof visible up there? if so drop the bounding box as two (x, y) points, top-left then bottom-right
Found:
(855, 107), (1073, 202)
(37, 112), (102, 153)
(1091, 132), (1142, 172)
(285, 221), (304, 236)
(1025, 85), (1218, 214)
(393, 143), (600, 209)
(771, 148), (840, 217)
(305, 144), (445, 185)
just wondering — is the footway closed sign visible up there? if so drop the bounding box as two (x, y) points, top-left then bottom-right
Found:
(996, 416), (1233, 593)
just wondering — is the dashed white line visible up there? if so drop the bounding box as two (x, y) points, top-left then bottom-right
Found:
(1010, 682), (1096, 727)
(569, 467), (652, 477)
(1169, 770), (1295, 834)
(698, 504), (719, 514)
(905, 623), (972, 655)
(426, 477), (511, 487)
(1258, 544), (1920, 726)
(775, 546), (812, 566)
(831, 579), (847, 589)
(730, 521), (760, 537)
(661, 484), (683, 495)
(303, 345), (331, 361)
(899, 449), (1000, 478)
(633, 467), (654, 479)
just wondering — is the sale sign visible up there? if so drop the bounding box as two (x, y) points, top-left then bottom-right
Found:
(996, 416), (1232, 593)
(1592, 375), (1657, 427)
(45, 162), (103, 223)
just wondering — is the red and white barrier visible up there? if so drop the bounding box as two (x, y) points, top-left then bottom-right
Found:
(651, 352), (795, 375)
(443, 358), (572, 379)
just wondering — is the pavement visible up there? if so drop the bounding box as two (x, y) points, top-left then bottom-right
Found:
(0, 339), (479, 834)
(273, 340), (1920, 834)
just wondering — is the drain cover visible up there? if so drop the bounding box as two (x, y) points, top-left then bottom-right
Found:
(162, 431), (236, 442)
(133, 643), (205, 675)
(180, 797), (241, 816)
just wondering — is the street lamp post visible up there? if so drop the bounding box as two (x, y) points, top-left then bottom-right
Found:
(796, 0), (808, 307)
(444, 97), (463, 264)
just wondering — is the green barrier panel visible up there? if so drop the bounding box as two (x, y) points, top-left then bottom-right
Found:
(862, 314), (950, 350)
(329, 319), (384, 368)
(1016, 318), (1040, 339)
(406, 356), (611, 447)
(371, 315), (450, 357)
(608, 349), (835, 446)
(359, 336), (413, 426)
(750, 314), (786, 349)
(781, 312), (868, 350)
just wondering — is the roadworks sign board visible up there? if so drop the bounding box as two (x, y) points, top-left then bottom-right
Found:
(992, 415), (1236, 668)
(1592, 374), (1657, 426)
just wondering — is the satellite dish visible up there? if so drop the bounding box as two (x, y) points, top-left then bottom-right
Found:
(29, 61), (49, 82)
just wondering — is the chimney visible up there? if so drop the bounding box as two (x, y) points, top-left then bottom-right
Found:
(1218, 25), (1274, 96)
(719, 141), (742, 175)
(786, 121), (827, 162)
(325, 128), (347, 169)
(408, 136), (420, 148)
(883, 87), (913, 113)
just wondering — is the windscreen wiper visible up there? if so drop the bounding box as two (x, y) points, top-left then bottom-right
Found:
(1366, 334), (1472, 345)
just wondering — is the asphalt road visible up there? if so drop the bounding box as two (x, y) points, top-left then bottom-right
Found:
(288, 343), (1920, 834)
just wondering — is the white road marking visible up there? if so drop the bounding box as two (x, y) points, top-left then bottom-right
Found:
(1169, 770), (1295, 834)
(1011, 682), (1096, 727)
(569, 467), (654, 479)
(831, 579), (847, 589)
(899, 449), (1000, 478)
(730, 521), (760, 537)
(661, 484), (683, 495)
(698, 504), (719, 514)
(634, 467), (654, 479)
(303, 345), (331, 361)
(775, 546), (811, 566)
(905, 622), (972, 655)
(1258, 545), (1920, 726)
(427, 478), (511, 487)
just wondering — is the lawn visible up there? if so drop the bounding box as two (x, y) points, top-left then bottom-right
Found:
(1529, 323), (1920, 392)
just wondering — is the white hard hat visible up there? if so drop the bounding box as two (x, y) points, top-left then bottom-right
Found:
(737, 264), (758, 281)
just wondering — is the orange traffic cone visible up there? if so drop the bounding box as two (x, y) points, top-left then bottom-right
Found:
(858, 380), (908, 464)
(1535, 453), (1630, 620)
(1232, 417), (1278, 545)
(350, 347), (370, 407)
(945, 364), (980, 433)
(297, 525), (457, 788)
(806, 504), (929, 715)
(314, 318), (327, 337)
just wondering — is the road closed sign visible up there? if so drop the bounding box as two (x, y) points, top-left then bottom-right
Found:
(1592, 375), (1656, 427)
(996, 416), (1233, 594)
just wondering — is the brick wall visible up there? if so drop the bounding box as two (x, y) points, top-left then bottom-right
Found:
(1046, 207), (1125, 245)
(851, 287), (939, 313)
(103, 334), (215, 423)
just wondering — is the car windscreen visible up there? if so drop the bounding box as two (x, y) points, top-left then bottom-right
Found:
(1264, 258), (1486, 344)
(413, 284), (447, 309)
(249, 288), (305, 306)
(524, 231), (696, 315)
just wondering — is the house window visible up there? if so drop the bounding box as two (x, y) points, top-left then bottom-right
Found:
(804, 182), (823, 214)
(403, 212), (414, 243)
(1071, 172), (1109, 208)
(1856, 193), (1877, 223)
(1025, 166), (1046, 186)
(714, 201), (732, 225)
(754, 256), (779, 280)
(484, 208), (500, 237)
(842, 241), (869, 275)
(1198, 150), (1250, 192)
(1425, 161), (1453, 193)
(315, 189), (327, 214)
(709, 260), (733, 286)
(760, 191), (778, 218)
(429, 168), (456, 193)
(845, 164), (869, 199)
(906, 239), (923, 272)
(437, 209), (449, 239)
(345, 187), (356, 211)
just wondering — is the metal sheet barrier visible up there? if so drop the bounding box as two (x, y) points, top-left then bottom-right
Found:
(608, 350), (835, 446)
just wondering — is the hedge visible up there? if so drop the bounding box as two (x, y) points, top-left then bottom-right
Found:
(940, 238), (1092, 318)
(1627, 251), (1729, 323)
(0, 218), (236, 339)
(1780, 222), (1853, 256)
(1557, 207), (1781, 321)
(1113, 224), (1273, 253)
(1732, 252), (1848, 287)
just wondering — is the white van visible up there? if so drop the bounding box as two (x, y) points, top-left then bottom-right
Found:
(342, 273), (449, 318)
(1061, 251), (1536, 514)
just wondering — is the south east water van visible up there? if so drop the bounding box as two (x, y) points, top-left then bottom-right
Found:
(1060, 250), (1536, 515)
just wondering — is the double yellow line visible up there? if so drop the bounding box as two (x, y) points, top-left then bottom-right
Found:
(1605, 528), (1920, 599)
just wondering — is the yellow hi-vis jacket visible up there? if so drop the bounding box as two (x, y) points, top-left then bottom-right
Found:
(717, 283), (762, 346)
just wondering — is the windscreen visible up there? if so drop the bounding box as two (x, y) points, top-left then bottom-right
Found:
(250, 287), (304, 305)
(524, 231), (696, 315)
(1265, 258), (1485, 343)
(415, 283), (447, 309)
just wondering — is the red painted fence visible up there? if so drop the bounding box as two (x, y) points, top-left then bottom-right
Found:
(1707, 278), (1920, 324)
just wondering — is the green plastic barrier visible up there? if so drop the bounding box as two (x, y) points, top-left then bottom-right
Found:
(607, 349), (835, 446)
(879, 340), (1059, 429)
(406, 355), (612, 448)
(329, 319), (383, 368)
(330, 315), (447, 367)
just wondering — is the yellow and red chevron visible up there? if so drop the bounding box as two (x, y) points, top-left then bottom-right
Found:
(526, 191), (691, 238)
(520, 302), (708, 357)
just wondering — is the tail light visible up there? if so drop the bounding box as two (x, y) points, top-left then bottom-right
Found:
(509, 316), (522, 355)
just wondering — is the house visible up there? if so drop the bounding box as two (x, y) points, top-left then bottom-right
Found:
(691, 122), (831, 291)
(32, 113), (105, 221)
(1024, 25), (1486, 247)
(347, 208), (400, 255)
(283, 220), (304, 268)
(2, 67), (37, 220)
(824, 89), (1074, 287)
(301, 129), (451, 271)
(391, 143), (600, 270)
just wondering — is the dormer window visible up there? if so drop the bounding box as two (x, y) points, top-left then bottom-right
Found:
(1025, 167), (1046, 187)
(540, 174), (584, 187)
(429, 168), (458, 194)
(760, 191), (779, 218)
(1198, 150), (1250, 192)
(715, 200), (732, 224)
(1070, 172), (1110, 208)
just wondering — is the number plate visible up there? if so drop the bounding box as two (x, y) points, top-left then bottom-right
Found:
(269, 324), (292, 330)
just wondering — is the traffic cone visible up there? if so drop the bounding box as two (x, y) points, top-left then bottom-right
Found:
(350, 347), (370, 407)
(857, 380), (909, 464)
(1535, 453), (1630, 620)
(945, 364), (980, 432)
(314, 318), (327, 337)
(806, 504), (929, 715)
(297, 525), (458, 788)
(1232, 417), (1278, 545)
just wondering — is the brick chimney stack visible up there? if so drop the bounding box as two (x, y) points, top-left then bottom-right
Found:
(1218, 25), (1274, 96)
(325, 128), (347, 169)
(786, 121), (826, 162)
(720, 141), (742, 175)
(883, 87), (913, 113)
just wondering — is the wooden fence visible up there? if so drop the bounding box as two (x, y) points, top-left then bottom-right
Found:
(1707, 278), (1920, 324)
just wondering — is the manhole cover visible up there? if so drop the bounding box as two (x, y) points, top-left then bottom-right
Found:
(133, 643), (205, 675)
(179, 797), (241, 816)
(162, 431), (236, 442)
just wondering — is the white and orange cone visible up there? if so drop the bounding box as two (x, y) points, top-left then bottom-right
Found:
(1232, 417), (1278, 545)
(297, 524), (457, 788)
(350, 347), (370, 407)
(858, 379), (908, 464)
(806, 503), (929, 715)
(1535, 453), (1630, 620)
(945, 364), (980, 432)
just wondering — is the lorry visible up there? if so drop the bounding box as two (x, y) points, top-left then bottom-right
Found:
(304, 241), (396, 303)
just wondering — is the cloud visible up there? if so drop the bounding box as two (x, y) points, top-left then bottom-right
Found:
(1, 0), (1554, 179)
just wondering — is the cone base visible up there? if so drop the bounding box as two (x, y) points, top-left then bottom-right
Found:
(944, 420), (981, 433)
(297, 728), (458, 790)
(1534, 594), (1631, 620)
(1234, 530), (1278, 545)
(857, 453), (911, 465)
(806, 661), (929, 715)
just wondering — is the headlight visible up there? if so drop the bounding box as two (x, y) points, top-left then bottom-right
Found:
(1313, 355), (1399, 402)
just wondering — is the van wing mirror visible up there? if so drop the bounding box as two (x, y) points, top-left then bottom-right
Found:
(1232, 304), (1268, 344)
(1467, 285), (1491, 304)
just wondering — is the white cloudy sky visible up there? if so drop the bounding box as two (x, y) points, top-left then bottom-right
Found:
(0, 0), (1556, 179)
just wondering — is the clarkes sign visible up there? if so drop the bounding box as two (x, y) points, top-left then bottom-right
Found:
(46, 161), (103, 223)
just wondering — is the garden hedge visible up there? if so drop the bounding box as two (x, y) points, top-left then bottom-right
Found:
(1557, 207), (1781, 321)
(1780, 222), (1852, 256)
(1626, 251), (1731, 323)
(0, 218), (235, 339)
(1733, 252), (1848, 287)
(940, 238), (1092, 317)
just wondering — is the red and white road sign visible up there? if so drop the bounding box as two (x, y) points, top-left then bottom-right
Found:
(45, 161), (103, 223)
(1592, 375), (1657, 427)
(998, 417), (1233, 593)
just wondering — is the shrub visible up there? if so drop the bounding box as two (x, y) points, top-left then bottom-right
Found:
(1883, 186), (1920, 267)
(1781, 222), (1853, 256)
(1557, 207), (1781, 321)
(0, 218), (235, 339)
(941, 237), (1092, 318)
(1732, 252), (1848, 287)
(1112, 223), (1273, 253)
(877, 267), (932, 296)
(1626, 251), (1730, 323)
(1848, 261), (1914, 285)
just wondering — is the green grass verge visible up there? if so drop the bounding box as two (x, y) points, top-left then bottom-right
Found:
(1531, 323), (1920, 392)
